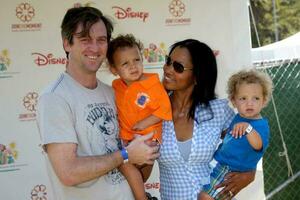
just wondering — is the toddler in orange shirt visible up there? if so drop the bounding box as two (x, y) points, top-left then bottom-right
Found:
(107, 34), (172, 200)
(107, 34), (172, 144)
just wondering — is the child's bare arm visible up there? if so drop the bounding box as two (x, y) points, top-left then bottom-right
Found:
(132, 115), (161, 131)
(231, 122), (263, 150)
(119, 163), (147, 200)
(245, 125), (263, 150)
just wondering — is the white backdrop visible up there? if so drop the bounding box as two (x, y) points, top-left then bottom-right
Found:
(0, 0), (262, 199)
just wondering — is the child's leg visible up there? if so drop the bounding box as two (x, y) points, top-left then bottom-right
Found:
(202, 161), (231, 200)
(198, 191), (215, 200)
(138, 163), (154, 182)
(120, 163), (147, 200)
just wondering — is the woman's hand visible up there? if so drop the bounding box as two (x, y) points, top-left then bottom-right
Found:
(215, 170), (256, 200)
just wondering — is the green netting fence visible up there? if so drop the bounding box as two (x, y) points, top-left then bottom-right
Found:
(255, 59), (300, 200)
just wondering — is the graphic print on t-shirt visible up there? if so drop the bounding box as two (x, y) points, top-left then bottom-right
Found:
(85, 102), (124, 185)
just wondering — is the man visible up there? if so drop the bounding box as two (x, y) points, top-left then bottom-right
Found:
(37, 6), (159, 200)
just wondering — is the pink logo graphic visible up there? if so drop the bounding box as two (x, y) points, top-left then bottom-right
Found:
(32, 53), (67, 66)
(145, 182), (160, 190)
(112, 6), (149, 22)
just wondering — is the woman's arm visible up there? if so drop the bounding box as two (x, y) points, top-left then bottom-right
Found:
(215, 170), (256, 199)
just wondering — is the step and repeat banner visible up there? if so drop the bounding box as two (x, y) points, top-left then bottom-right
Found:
(0, 0), (262, 199)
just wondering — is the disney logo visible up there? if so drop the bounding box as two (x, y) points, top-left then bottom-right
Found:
(112, 6), (149, 22)
(32, 53), (67, 66)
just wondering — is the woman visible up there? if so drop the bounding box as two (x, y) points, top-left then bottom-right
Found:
(157, 39), (255, 200)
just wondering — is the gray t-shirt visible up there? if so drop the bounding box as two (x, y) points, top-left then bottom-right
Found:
(37, 72), (133, 200)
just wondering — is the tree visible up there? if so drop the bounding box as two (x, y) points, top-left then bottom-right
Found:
(249, 0), (300, 48)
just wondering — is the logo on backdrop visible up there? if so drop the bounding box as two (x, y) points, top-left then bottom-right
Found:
(143, 42), (167, 66)
(142, 42), (218, 67)
(31, 184), (48, 200)
(74, 1), (95, 8)
(213, 50), (220, 57)
(112, 6), (149, 22)
(32, 52), (68, 67)
(0, 142), (27, 172)
(0, 49), (11, 72)
(165, 0), (191, 26)
(16, 2), (35, 22)
(11, 3), (42, 32)
(145, 182), (160, 200)
(0, 49), (19, 79)
(19, 92), (38, 121)
(0, 143), (18, 165)
(145, 182), (160, 190)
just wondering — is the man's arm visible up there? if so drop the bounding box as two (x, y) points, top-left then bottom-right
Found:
(46, 143), (123, 186)
(46, 132), (160, 186)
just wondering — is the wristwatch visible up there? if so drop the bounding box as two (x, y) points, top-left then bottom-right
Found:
(245, 124), (253, 135)
(121, 147), (129, 163)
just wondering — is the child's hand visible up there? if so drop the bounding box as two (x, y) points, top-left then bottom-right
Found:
(230, 122), (249, 139)
(132, 121), (147, 131)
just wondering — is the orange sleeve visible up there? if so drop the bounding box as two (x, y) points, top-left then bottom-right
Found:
(151, 83), (172, 120)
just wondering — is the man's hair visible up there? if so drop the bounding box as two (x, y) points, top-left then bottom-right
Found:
(227, 69), (273, 104)
(107, 34), (144, 66)
(61, 6), (113, 58)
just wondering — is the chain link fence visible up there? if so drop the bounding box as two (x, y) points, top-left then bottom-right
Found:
(255, 59), (300, 200)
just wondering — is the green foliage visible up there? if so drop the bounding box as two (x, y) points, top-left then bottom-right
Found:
(250, 0), (300, 48)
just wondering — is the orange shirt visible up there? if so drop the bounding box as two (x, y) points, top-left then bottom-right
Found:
(112, 73), (172, 142)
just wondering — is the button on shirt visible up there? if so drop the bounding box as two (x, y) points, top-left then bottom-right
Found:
(158, 99), (235, 200)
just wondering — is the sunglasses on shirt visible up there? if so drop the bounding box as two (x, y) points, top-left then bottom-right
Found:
(165, 55), (193, 73)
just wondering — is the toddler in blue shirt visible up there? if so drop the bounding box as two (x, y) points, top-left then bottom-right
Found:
(199, 69), (273, 200)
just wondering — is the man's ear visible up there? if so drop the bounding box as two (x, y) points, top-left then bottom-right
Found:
(63, 38), (71, 53)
